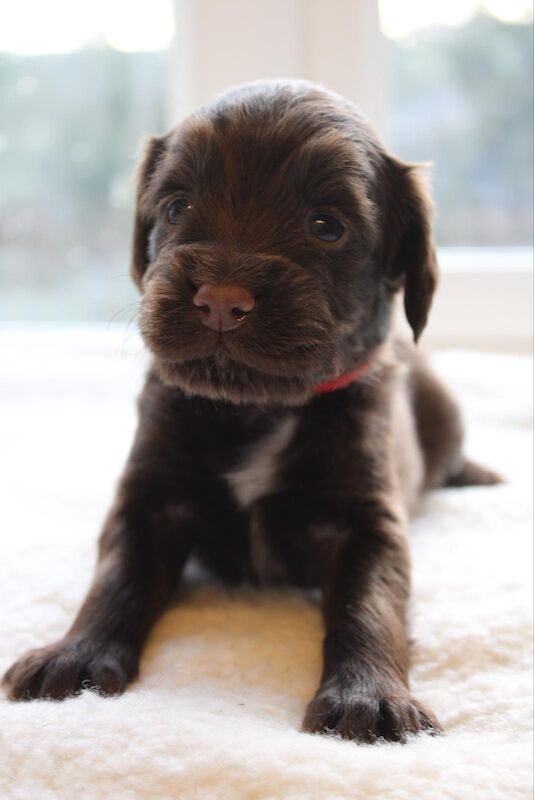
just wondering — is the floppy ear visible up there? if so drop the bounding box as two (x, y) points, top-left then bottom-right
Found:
(131, 135), (167, 289)
(380, 156), (438, 341)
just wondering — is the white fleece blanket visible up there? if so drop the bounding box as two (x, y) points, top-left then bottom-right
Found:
(0, 329), (532, 800)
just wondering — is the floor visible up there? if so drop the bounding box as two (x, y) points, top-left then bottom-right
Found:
(0, 328), (532, 800)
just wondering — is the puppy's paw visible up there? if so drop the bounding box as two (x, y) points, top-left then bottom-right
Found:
(302, 679), (442, 744)
(2, 638), (138, 701)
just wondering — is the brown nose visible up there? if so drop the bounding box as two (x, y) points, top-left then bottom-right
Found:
(193, 283), (255, 332)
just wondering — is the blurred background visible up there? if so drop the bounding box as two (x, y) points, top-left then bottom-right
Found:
(0, 0), (532, 350)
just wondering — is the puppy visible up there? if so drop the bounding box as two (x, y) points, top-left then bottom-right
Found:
(3, 80), (500, 742)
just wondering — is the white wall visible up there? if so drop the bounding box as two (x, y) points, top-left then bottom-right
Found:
(168, 0), (389, 138)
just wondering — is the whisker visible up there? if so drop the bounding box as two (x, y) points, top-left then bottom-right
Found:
(120, 311), (142, 356)
(107, 302), (140, 326)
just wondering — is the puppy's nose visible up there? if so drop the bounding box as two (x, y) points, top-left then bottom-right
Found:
(193, 283), (255, 332)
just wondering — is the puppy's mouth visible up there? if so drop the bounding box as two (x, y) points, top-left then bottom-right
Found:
(156, 352), (329, 406)
(138, 249), (357, 404)
(158, 329), (338, 382)
(141, 316), (347, 405)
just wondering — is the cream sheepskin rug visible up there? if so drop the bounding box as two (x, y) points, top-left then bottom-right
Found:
(0, 329), (532, 800)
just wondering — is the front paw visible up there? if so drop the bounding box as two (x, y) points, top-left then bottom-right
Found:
(2, 637), (138, 701)
(302, 678), (442, 743)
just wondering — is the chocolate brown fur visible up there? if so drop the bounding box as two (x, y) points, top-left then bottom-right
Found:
(3, 80), (500, 742)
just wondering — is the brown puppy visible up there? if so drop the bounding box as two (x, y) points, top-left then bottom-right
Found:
(3, 80), (499, 742)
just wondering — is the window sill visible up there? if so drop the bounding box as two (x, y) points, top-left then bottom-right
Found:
(437, 247), (532, 275)
(426, 247), (533, 353)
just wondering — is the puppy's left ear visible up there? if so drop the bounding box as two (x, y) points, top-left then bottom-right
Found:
(131, 135), (167, 289)
(380, 156), (438, 341)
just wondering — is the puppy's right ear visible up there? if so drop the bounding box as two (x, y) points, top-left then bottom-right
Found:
(131, 135), (167, 289)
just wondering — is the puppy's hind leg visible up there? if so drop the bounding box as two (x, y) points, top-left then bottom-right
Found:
(409, 355), (502, 489)
(444, 456), (503, 488)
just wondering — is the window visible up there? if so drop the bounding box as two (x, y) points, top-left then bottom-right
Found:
(380, 0), (533, 248)
(1, 0), (532, 340)
(0, 1), (174, 321)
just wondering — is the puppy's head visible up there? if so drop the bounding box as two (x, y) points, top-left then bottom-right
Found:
(133, 80), (437, 405)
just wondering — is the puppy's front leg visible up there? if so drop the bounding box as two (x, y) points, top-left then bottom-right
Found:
(303, 502), (442, 742)
(3, 493), (194, 701)
(3, 375), (197, 701)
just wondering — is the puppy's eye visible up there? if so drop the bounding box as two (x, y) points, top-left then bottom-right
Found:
(309, 213), (345, 242)
(168, 197), (193, 223)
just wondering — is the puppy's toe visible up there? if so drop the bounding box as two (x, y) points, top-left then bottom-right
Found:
(377, 695), (443, 743)
(84, 655), (133, 696)
(2, 643), (59, 701)
(302, 688), (345, 735)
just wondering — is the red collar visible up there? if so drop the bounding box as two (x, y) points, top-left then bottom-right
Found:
(314, 360), (371, 395)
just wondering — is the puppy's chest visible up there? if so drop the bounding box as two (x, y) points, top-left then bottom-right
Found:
(219, 414), (347, 585)
(221, 415), (299, 583)
(222, 415), (298, 510)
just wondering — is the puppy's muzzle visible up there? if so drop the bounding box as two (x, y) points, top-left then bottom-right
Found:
(193, 283), (255, 332)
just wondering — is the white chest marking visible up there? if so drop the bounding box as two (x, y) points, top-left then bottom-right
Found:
(224, 416), (297, 510)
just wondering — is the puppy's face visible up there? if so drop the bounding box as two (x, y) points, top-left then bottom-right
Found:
(133, 82), (437, 405)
